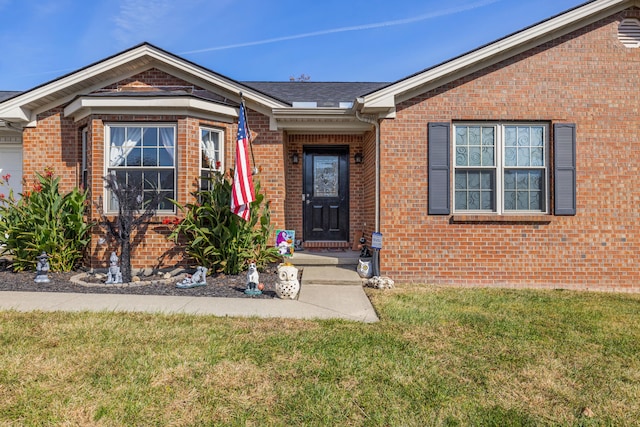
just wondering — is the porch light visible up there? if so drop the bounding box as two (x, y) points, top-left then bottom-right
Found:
(354, 152), (364, 164)
(291, 152), (299, 164)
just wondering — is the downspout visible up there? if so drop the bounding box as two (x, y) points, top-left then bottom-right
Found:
(354, 108), (380, 233)
(355, 105), (381, 276)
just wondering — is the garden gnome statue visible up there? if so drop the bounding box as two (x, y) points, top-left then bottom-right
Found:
(105, 252), (123, 284)
(34, 251), (51, 283)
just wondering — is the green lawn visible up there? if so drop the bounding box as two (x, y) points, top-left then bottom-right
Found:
(1, 286), (639, 426)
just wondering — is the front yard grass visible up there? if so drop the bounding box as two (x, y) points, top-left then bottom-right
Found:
(1, 286), (639, 425)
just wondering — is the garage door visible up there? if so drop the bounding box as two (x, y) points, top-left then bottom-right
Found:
(0, 144), (23, 199)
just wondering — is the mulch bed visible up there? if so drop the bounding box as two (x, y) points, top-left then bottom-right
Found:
(0, 260), (280, 299)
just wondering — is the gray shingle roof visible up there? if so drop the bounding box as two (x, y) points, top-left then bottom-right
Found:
(0, 91), (21, 102)
(241, 82), (390, 106)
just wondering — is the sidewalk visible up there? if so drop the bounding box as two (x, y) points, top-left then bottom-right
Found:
(0, 284), (379, 323)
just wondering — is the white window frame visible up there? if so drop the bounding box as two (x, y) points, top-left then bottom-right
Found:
(199, 126), (224, 191)
(453, 122), (549, 215)
(104, 123), (177, 213)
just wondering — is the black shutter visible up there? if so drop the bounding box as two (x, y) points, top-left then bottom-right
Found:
(554, 123), (576, 215)
(428, 122), (451, 215)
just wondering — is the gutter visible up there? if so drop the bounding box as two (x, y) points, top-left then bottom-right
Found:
(0, 120), (24, 133)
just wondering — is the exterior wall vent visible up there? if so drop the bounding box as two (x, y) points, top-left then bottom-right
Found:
(618, 18), (640, 48)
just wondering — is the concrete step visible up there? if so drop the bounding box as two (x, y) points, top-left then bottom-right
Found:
(290, 250), (360, 266)
(300, 265), (364, 286)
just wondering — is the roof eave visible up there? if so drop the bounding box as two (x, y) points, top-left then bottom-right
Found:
(64, 95), (239, 123)
(0, 43), (287, 125)
(361, 0), (637, 110)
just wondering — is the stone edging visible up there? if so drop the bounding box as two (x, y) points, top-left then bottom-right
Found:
(70, 272), (189, 288)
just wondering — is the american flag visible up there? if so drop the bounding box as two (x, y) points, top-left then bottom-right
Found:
(230, 102), (255, 221)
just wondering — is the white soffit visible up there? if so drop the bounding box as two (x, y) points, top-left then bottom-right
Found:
(361, 0), (638, 111)
(272, 108), (373, 133)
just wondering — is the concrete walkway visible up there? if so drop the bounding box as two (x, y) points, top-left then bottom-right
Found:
(0, 283), (379, 323)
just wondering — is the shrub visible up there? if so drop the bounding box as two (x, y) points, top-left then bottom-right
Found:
(168, 172), (279, 274)
(0, 170), (91, 271)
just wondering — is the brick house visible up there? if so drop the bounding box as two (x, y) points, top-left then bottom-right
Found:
(1, 0), (639, 291)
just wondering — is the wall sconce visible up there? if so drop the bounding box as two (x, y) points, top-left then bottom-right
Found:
(291, 152), (299, 164)
(354, 152), (364, 164)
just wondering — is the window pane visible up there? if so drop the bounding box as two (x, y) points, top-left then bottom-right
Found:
(112, 127), (125, 146)
(143, 172), (158, 190)
(469, 147), (482, 166)
(454, 170), (495, 211)
(455, 127), (467, 145)
(158, 149), (172, 167)
(531, 126), (544, 146)
(159, 128), (175, 166)
(504, 169), (544, 211)
(482, 127), (495, 145)
(517, 147), (530, 166)
(456, 147), (468, 166)
(314, 156), (339, 197)
(158, 191), (173, 210)
(159, 170), (174, 190)
(517, 127), (530, 146)
(142, 127), (158, 147)
(531, 148), (544, 166)
(482, 147), (494, 166)
(127, 148), (142, 166)
(142, 148), (157, 166)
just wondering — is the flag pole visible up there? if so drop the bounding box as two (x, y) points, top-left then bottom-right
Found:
(239, 92), (258, 175)
(231, 92), (256, 221)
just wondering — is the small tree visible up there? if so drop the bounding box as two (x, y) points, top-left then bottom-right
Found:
(97, 174), (159, 283)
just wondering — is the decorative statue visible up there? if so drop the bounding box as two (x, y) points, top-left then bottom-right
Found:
(357, 258), (373, 279)
(34, 251), (50, 283)
(105, 252), (123, 284)
(176, 266), (208, 289)
(275, 263), (300, 299)
(244, 262), (261, 295)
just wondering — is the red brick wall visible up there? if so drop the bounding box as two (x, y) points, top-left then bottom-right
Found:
(22, 108), (80, 191)
(378, 9), (640, 291)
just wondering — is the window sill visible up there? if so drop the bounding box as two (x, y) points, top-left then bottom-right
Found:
(450, 214), (552, 224)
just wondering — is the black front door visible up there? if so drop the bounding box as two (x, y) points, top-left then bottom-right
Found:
(303, 147), (349, 241)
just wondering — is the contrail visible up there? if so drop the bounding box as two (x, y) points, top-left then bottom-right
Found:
(181, 0), (502, 55)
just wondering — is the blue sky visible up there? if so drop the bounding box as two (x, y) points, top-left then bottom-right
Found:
(0, 0), (587, 90)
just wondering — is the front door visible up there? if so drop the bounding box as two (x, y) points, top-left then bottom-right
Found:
(303, 147), (349, 241)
